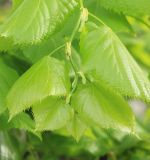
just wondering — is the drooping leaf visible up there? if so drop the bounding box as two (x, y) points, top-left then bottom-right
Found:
(33, 97), (73, 131)
(72, 82), (135, 132)
(22, 8), (80, 63)
(80, 22), (150, 101)
(7, 56), (70, 118)
(0, 0), (78, 44)
(10, 113), (40, 137)
(0, 59), (18, 115)
(99, 0), (150, 16)
(0, 112), (41, 138)
(67, 113), (87, 141)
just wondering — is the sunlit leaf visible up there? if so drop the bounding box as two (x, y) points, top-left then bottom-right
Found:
(80, 22), (150, 101)
(7, 56), (70, 118)
(0, 0), (78, 43)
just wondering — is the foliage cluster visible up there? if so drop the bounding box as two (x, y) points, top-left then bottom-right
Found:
(0, 0), (150, 159)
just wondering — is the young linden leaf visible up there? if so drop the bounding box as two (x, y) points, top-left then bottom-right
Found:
(67, 113), (87, 141)
(0, 112), (41, 139)
(12, 0), (22, 10)
(22, 9), (80, 64)
(7, 56), (70, 118)
(0, 0), (78, 44)
(0, 59), (18, 115)
(32, 97), (73, 131)
(10, 112), (41, 139)
(85, 0), (132, 33)
(99, 0), (150, 16)
(72, 82), (135, 132)
(80, 22), (150, 101)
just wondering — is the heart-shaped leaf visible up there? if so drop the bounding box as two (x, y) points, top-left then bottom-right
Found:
(80, 22), (150, 101)
(72, 82), (135, 132)
(7, 56), (70, 118)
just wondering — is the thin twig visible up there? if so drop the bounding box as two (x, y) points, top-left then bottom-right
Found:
(49, 43), (66, 56)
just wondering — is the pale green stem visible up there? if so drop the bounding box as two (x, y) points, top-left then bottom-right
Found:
(66, 0), (86, 103)
(89, 12), (105, 25)
(49, 43), (66, 56)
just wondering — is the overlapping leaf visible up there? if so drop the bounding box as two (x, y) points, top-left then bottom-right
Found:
(0, 0), (78, 43)
(22, 9), (80, 64)
(10, 113), (39, 136)
(7, 56), (70, 118)
(80, 22), (150, 101)
(0, 59), (18, 114)
(33, 97), (73, 131)
(85, 0), (132, 32)
(99, 0), (150, 16)
(72, 82), (134, 132)
(67, 113), (87, 141)
(0, 112), (40, 138)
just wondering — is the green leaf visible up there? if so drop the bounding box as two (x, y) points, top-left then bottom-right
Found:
(33, 97), (73, 131)
(99, 0), (150, 16)
(11, 113), (38, 135)
(80, 22), (150, 101)
(72, 82), (134, 132)
(22, 9), (80, 64)
(0, 37), (14, 51)
(7, 56), (70, 118)
(0, 0), (78, 44)
(0, 59), (18, 114)
(67, 113), (87, 141)
(22, 30), (65, 63)
(85, 0), (132, 33)
(0, 112), (41, 138)
(12, 0), (22, 10)
(11, 112), (41, 138)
